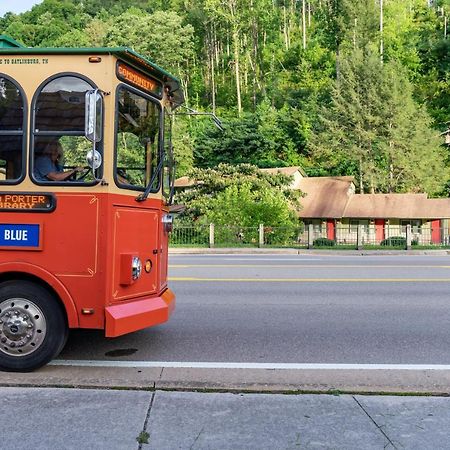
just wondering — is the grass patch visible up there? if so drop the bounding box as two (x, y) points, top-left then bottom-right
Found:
(136, 431), (150, 444)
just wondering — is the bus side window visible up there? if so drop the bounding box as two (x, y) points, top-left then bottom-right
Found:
(32, 75), (101, 184)
(0, 76), (25, 183)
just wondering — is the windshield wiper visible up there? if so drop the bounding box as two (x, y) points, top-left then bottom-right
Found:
(135, 156), (164, 202)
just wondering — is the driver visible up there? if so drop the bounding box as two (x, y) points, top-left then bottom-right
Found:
(34, 141), (84, 181)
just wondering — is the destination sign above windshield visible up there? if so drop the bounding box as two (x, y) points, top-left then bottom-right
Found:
(117, 62), (163, 97)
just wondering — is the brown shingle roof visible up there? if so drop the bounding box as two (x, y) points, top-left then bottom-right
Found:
(298, 176), (355, 218)
(298, 174), (450, 219)
(343, 194), (425, 219)
(343, 194), (450, 219)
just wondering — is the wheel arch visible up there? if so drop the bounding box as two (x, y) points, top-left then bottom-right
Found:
(0, 262), (79, 328)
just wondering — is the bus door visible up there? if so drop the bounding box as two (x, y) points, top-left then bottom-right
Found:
(113, 85), (162, 300)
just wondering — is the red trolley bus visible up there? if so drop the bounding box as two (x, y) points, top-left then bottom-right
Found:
(0, 35), (180, 371)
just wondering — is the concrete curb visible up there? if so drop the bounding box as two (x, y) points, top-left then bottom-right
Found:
(2, 365), (450, 395)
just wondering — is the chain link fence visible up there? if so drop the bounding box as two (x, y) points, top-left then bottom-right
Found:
(170, 223), (450, 249)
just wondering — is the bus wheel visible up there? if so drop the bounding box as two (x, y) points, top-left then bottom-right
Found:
(0, 280), (68, 372)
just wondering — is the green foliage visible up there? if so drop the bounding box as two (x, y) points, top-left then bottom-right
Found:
(313, 237), (335, 247)
(53, 29), (92, 47)
(309, 50), (448, 194)
(175, 163), (301, 227)
(206, 183), (295, 228)
(172, 117), (195, 177)
(380, 236), (405, 247)
(193, 107), (304, 169)
(104, 9), (195, 73)
(380, 236), (419, 247)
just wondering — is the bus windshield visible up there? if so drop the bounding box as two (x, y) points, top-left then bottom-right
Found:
(115, 86), (161, 191)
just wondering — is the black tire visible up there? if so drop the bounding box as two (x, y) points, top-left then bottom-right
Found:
(0, 280), (68, 372)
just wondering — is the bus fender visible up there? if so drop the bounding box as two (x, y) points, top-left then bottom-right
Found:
(0, 261), (79, 328)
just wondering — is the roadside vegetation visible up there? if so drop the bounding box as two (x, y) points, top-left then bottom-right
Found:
(2, 0), (449, 229)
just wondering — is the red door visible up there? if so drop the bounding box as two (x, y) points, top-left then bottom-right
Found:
(326, 219), (335, 240)
(431, 219), (441, 244)
(375, 219), (385, 243)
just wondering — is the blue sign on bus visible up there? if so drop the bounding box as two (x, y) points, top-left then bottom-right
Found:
(0, 224), (40, 247)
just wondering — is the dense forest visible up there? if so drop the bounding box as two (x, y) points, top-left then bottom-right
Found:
(1, 0), (449, 196)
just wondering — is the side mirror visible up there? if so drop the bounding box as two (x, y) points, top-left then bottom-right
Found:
(85, 89), (103, 143)
(86, 149), (102, 169)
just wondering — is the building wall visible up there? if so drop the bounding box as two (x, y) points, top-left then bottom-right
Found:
(300, 218), (449, 245)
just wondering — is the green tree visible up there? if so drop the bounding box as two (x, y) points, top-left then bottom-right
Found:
(175, 163), (301, 224)
(207, 182), (297, 228)
(53, 29), (92, 47)
(104, 8), (195, 74)
(310, 50), (448, 194)
(172, 116), (195, 177)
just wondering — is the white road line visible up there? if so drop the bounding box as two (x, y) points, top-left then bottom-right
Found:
(50, 360), (450, 370)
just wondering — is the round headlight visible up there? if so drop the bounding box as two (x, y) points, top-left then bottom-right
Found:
(162, 214), (173, 233)
(131, 256), (142, 280)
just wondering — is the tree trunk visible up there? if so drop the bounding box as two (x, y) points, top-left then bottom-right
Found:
(211, 40), (216, 115)
(302, 0), (306, 49)
(231, 22), (242, 115)
(283, 6), (289, 50)
(359, 157), (364, 193)
(380, 0), (384, 63)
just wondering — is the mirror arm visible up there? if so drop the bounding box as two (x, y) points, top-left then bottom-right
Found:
(169, 103), (224, 131)
(136, 156), (165, 202)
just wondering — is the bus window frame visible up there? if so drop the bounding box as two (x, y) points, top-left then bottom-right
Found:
(0, 73), (27, 185)
(162, 110), (175, 205)
(29, 72), (103, 187)
(113, 83), (163, 193)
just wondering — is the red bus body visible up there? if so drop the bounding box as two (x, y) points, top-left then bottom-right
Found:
(0, 193), (175, 337)
(0, 36), (181, 370)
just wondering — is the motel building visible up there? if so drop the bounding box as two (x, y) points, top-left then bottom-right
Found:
(260, 169), (450, 245)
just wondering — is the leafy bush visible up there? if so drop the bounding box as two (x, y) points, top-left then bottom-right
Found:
(380, 236), (405, 246)
(313, 237), (335, 247)
(381, 236), (419, 246)
(265, 226), (304, 246)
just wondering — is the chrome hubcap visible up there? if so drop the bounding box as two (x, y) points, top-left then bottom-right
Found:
(0, 298), (46, 356)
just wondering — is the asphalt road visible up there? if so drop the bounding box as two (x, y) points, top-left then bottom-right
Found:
(58, 253), (450, 365)
(5, 253), (450, 447)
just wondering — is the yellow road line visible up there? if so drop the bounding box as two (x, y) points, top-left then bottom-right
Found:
(170, 277), (450, 282)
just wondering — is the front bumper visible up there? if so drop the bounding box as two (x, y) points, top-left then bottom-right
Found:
(104, 288), (176, 337)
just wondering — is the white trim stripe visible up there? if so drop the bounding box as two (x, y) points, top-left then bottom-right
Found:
(50, 360), (450, 370)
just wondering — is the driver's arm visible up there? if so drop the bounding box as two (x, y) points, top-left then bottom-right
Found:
(46, 167), (83, 181)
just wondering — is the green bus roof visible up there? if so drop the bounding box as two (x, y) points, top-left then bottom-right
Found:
(0, 35), (24, 48)
(0, 35), (184, 105)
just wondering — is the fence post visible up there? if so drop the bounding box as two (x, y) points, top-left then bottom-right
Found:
(357, 224), (363, 250)
(209, 223), (214, 248)
(259, 224), (264, 248)
(406, 224), (411, 250)
(308, 223), (313, 249)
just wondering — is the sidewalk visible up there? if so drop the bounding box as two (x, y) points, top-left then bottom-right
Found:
(2, 386), (449, 449)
